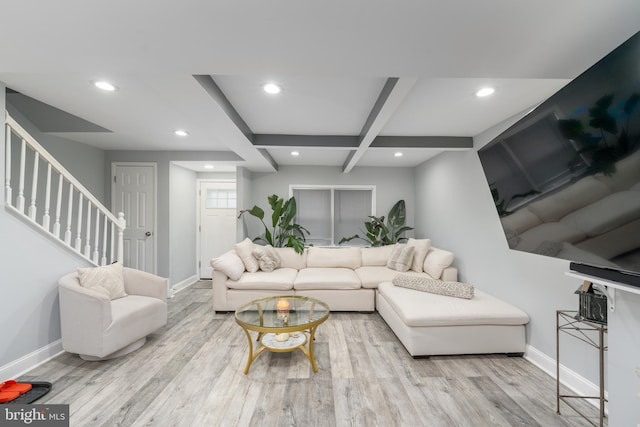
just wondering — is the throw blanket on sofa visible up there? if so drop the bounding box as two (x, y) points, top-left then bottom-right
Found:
(392, 274), (474, 299)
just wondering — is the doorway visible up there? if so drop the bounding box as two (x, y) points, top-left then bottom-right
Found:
(111, 162), (157, 273)
(198, 180), (237, 279)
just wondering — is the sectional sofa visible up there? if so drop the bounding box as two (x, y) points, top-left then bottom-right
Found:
(211, 239), (530, 357)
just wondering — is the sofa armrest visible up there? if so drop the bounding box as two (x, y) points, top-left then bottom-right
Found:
(212, 270), (229, 312)
(123, 268), (168, 301)
(441, 267), (458, 282)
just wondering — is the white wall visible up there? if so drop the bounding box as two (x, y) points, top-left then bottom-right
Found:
(169, 164), (197, 286)
(245, 165), (416, 243)
(415, 116), (640, 424)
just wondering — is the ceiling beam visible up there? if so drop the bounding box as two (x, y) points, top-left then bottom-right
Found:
(254, 134), (359, 148)
(193, 75), (278, 172)
(342, 77), (417, 173)
(371, 135), (472, 148)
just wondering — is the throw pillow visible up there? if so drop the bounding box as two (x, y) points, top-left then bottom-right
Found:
(392, 274), (474, 299)
(77, 262), (127, 300)
(252, 245), (281, 272)
(234, 238), (260, 273)
(407, 238), (431, 273)
(386, 244), (415, 272)
(533, 240), (564, 257)
(210, 250), (246, 280)
(423, 247), (455, 279)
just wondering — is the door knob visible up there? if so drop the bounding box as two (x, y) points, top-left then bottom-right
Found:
(145, 231), (152, 237)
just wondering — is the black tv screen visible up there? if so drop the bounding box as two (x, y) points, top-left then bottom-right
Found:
(478, 30), (640, 287)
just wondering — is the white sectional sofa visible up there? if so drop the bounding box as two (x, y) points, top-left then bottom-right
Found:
(501, 149), (640, 264)
(211, 239), (530, 357)
(211, 241), (458, 312)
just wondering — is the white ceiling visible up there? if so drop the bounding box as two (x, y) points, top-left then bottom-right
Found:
(1, 1), (639, 172)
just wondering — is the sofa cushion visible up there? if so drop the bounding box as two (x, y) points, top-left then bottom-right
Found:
(273, 247), (307, 270)
(252, 245), (281, 272)
(355, 266), (402, 288)
(392, 274), (474, 299)
(515, 222), (586, 252)
(294, 268), (361, 290)
(527, 176), (611, 222)
(226, 268), (297, 290)
(210, 250), (246, 280)
(234, 238), (260, 273)
(386, 244), (415, 272)
(77, 262), (127, 300)
(560, 191), (640, 236)
(361, 245), (396, 266)
(423, 247), (454, 280)
(306, 247), (362, 269)
(407, 238), (431, 272)
(594, 149), (640, 192)
(378, 282), (529, 327)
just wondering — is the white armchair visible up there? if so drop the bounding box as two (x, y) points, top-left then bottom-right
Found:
(58, 267), (168, 361)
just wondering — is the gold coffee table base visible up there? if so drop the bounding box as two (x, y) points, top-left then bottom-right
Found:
(240, 325), (321, 374)
(235, 296), (330, 375)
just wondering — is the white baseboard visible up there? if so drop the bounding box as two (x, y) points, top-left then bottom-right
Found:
(170, 274), (198, 296)
(524, 344), (607, 411)
(0, 340), (64, 381)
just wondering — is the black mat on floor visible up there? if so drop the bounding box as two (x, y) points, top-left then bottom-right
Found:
(1, 382), (52, 404)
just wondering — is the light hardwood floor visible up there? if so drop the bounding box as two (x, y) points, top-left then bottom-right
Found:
(20, 281), (605, 426)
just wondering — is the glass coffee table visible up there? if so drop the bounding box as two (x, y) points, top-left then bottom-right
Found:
(234, 295), (330, 374)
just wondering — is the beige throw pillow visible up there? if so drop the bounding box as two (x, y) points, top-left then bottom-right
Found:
(423, 247), (455, 279)
(386, 244), (415, 272)
(252, 245), (281, 272)
(77, 262), (127, 300)
(392, 274), (474, 299)
(210, 250), (245, 280)
(407, 238), (431, 272)
(234, 238), (260, 273)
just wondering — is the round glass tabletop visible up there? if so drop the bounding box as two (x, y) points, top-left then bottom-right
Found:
(235, 295), (330, 332)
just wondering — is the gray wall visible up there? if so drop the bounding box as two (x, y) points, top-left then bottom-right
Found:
(1, 83), (94, 368)
(415, 115), (640, 424)
(170, 164), (197, 285)
(244, 165), (415, 242)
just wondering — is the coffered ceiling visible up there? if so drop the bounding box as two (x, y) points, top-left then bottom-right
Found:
(1, 1), (639, 172)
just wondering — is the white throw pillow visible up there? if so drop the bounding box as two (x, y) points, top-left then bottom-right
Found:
(234, 238), (260, 273)
(210, 250), (246, 280)
(386, 244), (415, 272)
(423, 247), (455, 279)
(77, 261), (127, 300)
(407, 238), (431, 273)
(252, 245), (281, 272)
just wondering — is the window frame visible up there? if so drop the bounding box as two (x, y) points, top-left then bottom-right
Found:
(289, 184), (376, 246)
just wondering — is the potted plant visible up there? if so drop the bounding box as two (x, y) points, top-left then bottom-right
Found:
(238, 194), (309, 254)
(339, 200), (413, 246)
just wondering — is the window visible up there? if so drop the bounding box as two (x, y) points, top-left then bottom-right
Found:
(291, 185), (375, 246)
(206, 190), (237, 209)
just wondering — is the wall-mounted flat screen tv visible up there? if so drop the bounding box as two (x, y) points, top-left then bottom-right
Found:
(478, 30), (640, 288)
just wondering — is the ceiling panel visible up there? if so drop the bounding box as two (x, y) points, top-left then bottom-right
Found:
(267, 147), (351, 167)
(357, 147), (456, 168)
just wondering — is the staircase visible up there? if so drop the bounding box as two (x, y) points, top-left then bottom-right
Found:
(4, 111), (125, 266)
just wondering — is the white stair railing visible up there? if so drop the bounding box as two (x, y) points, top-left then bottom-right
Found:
(4, 111), (125, 266)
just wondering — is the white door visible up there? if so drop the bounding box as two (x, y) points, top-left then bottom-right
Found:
(112, 163), (156, 273)
(199, 181), (237, 278)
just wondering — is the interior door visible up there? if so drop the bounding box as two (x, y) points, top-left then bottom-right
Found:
(199, 181), (237, 278)
(112, 163), (156, 273)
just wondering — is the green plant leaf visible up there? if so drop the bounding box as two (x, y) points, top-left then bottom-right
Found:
(624, 93), (640, 115)
(387, 200), (406, 228)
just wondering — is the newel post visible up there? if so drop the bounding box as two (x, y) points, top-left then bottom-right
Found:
(116, 212), (126, 263)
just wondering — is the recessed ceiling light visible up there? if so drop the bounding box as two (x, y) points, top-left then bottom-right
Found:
(263, 83), (282, 94)
(204, 164), (214, 169)
(92, 80), (118, 91)
(174, 130), (189, 137)
(394, 152), (403, 157)
(476, 87), (495, 97)
(290, 151), (300, 156)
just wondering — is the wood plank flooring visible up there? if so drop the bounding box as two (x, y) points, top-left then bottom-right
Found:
(19, 281), (605, 426)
